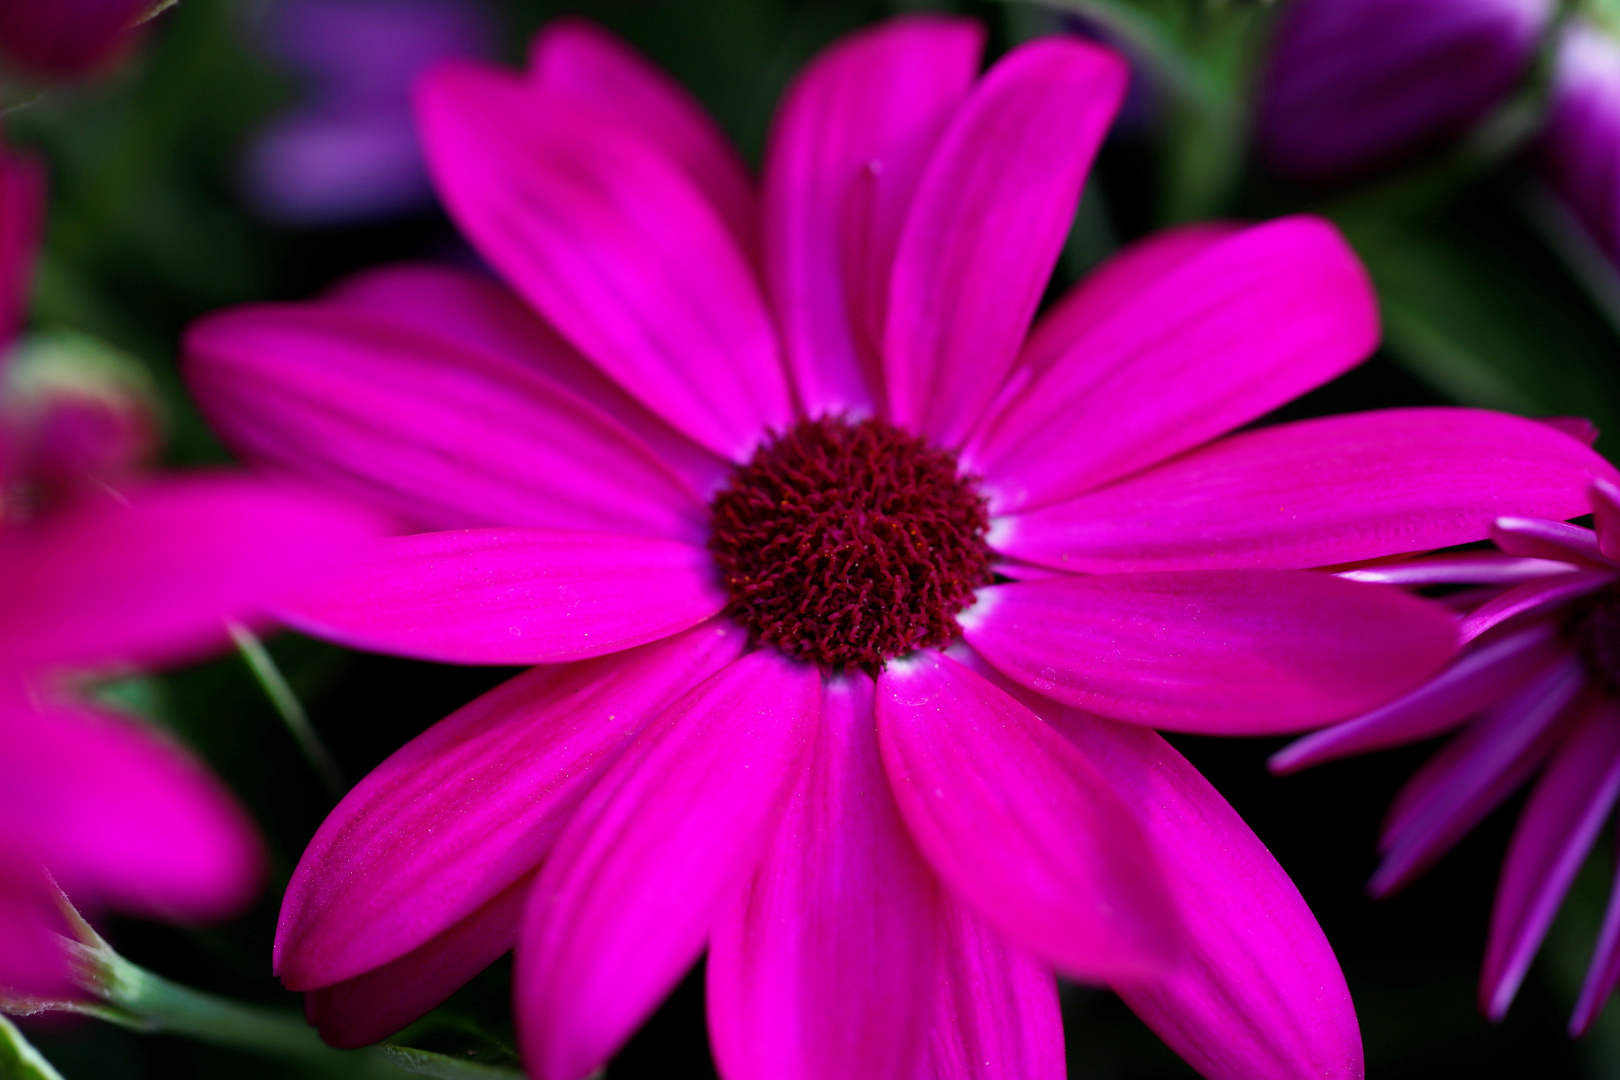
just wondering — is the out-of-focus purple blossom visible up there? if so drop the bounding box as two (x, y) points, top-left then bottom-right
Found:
(1538, 20), (1620, 263)
(0, 0), (152, 81)
(1257, 0), (1553, 183)
(242, 0), (493, 226)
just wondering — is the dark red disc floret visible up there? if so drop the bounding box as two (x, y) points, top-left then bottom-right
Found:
(707, 415), (993, 670)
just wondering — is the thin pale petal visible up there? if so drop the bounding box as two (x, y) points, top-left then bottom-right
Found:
(708, 672), (940, 1080)
(0, 143), (44, 348)
(416, 62), (790, 459)
(1371, 657), (1587, 897)
(0, 474), (377, 674)
(875, 651), (1180, 981)
(1482, 696), (1620, 1019)
(763, 15), (984, 416)
(279, 529), (724, 665)
(1338, 553), (1575, 585)
(274, 624), (744, 990)
(963, 571), (1458, 734)
(305, 874), (531, 1049)
(516, 651), (820, 1080)
(1490, 516), (1609, 567)
(1594, 478), (1620, 562)
(324, 262), (727, 498)
(1271, 621), (1567, 772)
(1050, 705), (1363, 1080)
(883, 37), (1126, 445)
(0, 691), (263, 922)
(528, 18), (757, 256)
(999, 408), (1617, 572)
(185, 303), (704, 540)
(926, 899), (1064, 1080)
(1457, 570), (1615, 643)
(970, 217), (1378, 512)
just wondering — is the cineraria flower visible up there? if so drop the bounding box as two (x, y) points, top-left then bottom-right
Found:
(183, 16), (1614, 1080)
(0, 140), (379, 998)
(242, 0), (493, 226)
(1257, 0), (1552, 182)
(1538, 18), (1620, 264)
(1274, 475), (1620, 1037)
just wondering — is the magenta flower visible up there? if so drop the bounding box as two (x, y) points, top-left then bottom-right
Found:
(0, 0), (153, 81)
(183, 16), (1615, 1080)
(0, 143), (380, 998)
(242, 0), (493, 226)
(1274, 477), (1620, 1036)
(1538, 20), (1620, 263)
(1257, 0), (1552, 182)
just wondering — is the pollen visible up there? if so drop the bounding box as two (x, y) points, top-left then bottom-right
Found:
(708, 415), (993, 671)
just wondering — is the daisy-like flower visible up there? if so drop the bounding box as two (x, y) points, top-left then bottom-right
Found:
(1275, 475), (1620, 1037)
(1539, 18), (1620, 264)
(183, 16), (1614, 1080)
(0, 139), (379, 997)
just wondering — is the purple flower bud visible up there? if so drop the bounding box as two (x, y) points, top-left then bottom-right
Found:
(0, 0), (150, 81)
(1258, 0), (1552, 182)
(1537, 20), (1620, 262)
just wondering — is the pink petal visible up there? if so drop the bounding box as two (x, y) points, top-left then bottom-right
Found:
(1016, 222), (1243, 379)
(1051, 706), (1363, 1080)
(1337, 552), (1576, 585)
(707, 672), (942, 1080)
(883, 36), (1126, 445)
(875, 650), (1180, 982)
(279, 528), (724, 665)
(324, 262), (728, 498)
(528, 18), (757, 258)
(0, 474), (378, 675)
(1481, 695), (1620, 1020)
(926, 899), (1064, 1080)
(1271, 621), (1567, 773)
(416, 61), (791, 459)
(1457, 570), (1615, 643)
(1000, 408), (1618, 572)
(0, 143), (44, 349)
(0, 858), (72, 997)
(1594, 478), (1620, 562)
(1371, 656), (1587, 897)
(305, 874), (531, 1049)
(1572, 837), (1620, 1036)
(185, 303), (704, 540)
(963, 570), (1458, 735)
(515, 650), (820, 1080)
(762, 15), (983, 416)
(275, 624), (743, 989)
(970, 217), (1379, 513)
(0, 690), (263, 922)
(1490, 516), (1609, 567)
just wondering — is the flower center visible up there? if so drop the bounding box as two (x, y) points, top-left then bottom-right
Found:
(707, 415), (993, 670)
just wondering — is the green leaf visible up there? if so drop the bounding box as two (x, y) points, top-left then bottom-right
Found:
(378, 1045), (528, 1080)
(0, 1016), (66, 1080)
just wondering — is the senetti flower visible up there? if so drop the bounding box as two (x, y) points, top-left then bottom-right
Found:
(183, 16), (1615, 1080)
(0, 142), (379, 998)
(1257, 0), (1552, 182)
(1274, 476), (1620, 1038)
(1539, 19), (1620, 263)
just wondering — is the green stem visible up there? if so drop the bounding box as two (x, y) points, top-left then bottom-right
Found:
(230, 622), (347, 802)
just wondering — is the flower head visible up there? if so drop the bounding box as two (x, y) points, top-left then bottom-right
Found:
(1538, 19), (1620, 263)
(184, 16), (1616, 1080)
(1257, 0), (1552, 182)
(1275, 473), (1620, 1036)
(0, 137), (380, 998)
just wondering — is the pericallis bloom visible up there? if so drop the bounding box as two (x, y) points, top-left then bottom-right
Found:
(1274, 475), (1620, 1038)
(242, 0), (493, 226)
(1257, 0), (1553, 182)
(1539, 16), (1620, 263)
(182, 16), (1615, 1080)
(0, 138), (378, 998)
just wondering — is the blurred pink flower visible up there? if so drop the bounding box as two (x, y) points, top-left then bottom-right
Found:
(0, 141), (380, 997)
(1257, 0), (1552, 182)
(0, 0), (153, 81)
(184, 16), (1615, 1080)
(1275, 473), (1620, 1036)
(1538, 20), (1620, 263)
